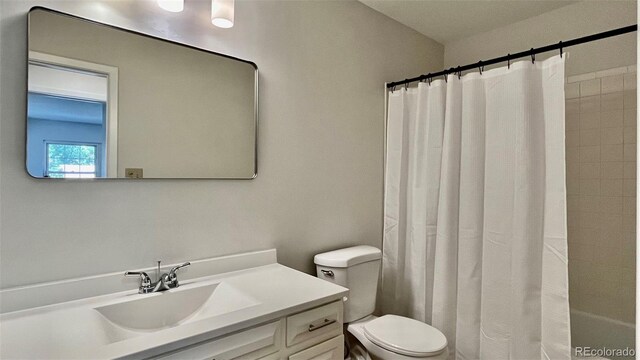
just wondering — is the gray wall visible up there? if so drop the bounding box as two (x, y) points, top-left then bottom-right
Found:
(444, 1), (637, 77)
(0, 0), (444, 288)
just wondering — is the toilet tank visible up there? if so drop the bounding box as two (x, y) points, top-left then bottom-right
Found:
(314, 246), (381, 323)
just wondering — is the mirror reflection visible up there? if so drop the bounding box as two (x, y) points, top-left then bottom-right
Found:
(27, 8), (258, 179)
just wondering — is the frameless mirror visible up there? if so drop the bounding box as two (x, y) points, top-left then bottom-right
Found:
(26, 8), (258, 179)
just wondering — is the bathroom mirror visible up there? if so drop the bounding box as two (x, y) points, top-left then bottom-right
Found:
(26, 8), (258, 179)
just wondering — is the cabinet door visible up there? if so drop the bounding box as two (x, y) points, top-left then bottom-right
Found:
(256, 352), (282, 360)
(156, 320), (282, 360)
(288, 335), (343, 360)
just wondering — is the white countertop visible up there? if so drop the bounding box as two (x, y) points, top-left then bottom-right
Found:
(0, 257), (348, 359)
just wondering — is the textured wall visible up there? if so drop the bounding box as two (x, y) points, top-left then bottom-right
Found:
(0, 0), (444, 288)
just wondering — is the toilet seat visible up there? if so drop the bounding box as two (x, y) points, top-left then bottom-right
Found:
(363, 315), (447, 357)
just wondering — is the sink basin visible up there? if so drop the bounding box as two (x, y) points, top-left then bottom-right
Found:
(95, 282), (259, 332)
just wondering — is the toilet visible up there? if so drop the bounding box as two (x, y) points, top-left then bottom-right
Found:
(314, 245), (448, 360)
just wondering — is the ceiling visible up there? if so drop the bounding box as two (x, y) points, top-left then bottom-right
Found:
(358, 0), (578, 44)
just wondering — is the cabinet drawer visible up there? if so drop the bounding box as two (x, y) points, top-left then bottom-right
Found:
(286, 301), (342, 347)
(156, 320), (282, 360)
(288, 335), (343, 360)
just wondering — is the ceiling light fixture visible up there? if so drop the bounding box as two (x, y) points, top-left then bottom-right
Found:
(157, 0), (184, 12)
(211, 0), (235, 28)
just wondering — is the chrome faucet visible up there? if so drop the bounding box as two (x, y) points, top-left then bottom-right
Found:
(125, 261), (191, 294)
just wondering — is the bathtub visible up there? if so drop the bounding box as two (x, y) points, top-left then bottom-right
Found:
(571, 309), (635, 360)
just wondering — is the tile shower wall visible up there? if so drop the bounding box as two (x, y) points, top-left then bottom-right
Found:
(566, 65), (636, 323)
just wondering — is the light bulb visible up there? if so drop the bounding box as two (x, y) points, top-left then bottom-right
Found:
(158, 0), (183, 12)
(211, 0), (234, 28)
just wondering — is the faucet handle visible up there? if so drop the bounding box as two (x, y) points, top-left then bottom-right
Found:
(125, 271), (152, 284)
(125, 271), (153, 293)
(167, 262), (191, 288)
(169, 262), (191, 275)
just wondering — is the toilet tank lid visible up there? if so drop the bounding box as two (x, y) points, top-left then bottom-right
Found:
(314, 246), (381, 268)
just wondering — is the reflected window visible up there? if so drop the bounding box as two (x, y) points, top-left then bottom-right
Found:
(45, 142), (99, 178)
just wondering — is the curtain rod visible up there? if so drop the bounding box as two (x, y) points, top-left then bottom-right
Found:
(387, 24), (638, 89)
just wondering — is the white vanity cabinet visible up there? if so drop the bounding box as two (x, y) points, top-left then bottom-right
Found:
(153, 300), (344, 360)
(0, 251), (349, 360)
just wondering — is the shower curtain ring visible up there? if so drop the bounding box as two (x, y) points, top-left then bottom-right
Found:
(404, 80), (409, 90)
(507, 54), (511, 69)
(391, 85), (396, 92)
(531, 48), (535, 64)
(478, 61), (483, 75)
(427, 74), (432, 85)
(444, 73), (448, 83)
(559, 41), (563, 58)
(457, 66), (462, 79)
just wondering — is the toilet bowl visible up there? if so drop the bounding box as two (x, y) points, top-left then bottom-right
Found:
(347, 315), (448, 360)
(314, 246), (448, 360)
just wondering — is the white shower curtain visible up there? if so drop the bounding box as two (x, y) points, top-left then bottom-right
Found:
(381, 55), (571, 360)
